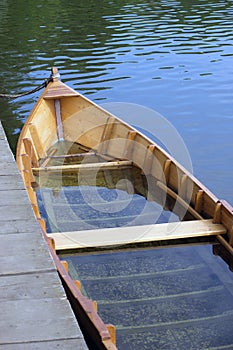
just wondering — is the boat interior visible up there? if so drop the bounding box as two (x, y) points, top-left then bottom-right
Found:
(16, 73), (233, 349)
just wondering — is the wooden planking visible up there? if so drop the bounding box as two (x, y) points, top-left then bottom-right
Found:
(0, 173), (25, 190)
(0, 220), (39, 235)
(0, 232), (56, 276)
(0, 298), (83, 344)
(54, 99), (64, 140)
(124, 130), (137, 159)
(98, 116), (115, 154)
(32, 160), (133, 175)
(0, 339), (88, 350)
(48, 219), (226, 250)
(29, 123), (47, 159)
(43, 80), (79, 99)
(0, 272), (67, 302)
(0, 122), (88, 350)
(43, 151), (96, 160)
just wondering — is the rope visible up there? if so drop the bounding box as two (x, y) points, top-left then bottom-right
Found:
(0, 77), (52, 99)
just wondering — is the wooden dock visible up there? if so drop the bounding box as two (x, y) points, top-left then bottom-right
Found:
(0, 122), (88, 349)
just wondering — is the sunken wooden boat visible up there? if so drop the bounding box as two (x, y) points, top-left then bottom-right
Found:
(17, 68), (233, 349)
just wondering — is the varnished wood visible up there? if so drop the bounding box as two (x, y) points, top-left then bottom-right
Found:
(195, 190), (204, 213)
(180, 174), (188, 199)
(43, 80), (79, 99)
(23, 138), (38, 167)
(98, 116), (115, 154)
(32, 160), (133, 175)
(124, 130), (137, 159)
(29, 124), (46, 159)
(16, 68), (233, 350)
(163, 159), (171, 185)
(44, 151), (96, 160)
(156, 180), (203, 220)
(143, 144), (155, 175)
(213, 202), (222, 224)
(55, 99), (64, 140)
(48, 219), (226, 250)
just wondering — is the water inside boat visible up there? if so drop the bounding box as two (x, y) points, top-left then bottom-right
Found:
(60, 245), (233, 350)
(35, 140), (186, 234)
(35, 140), (233, 349)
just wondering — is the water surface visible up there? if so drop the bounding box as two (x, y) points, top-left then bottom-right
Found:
(0, 0), (232, 203)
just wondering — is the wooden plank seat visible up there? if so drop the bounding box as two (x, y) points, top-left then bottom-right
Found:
(48, 219), (227, 251)
(32, 160), (133, 176)
(43, 151), (96, 160)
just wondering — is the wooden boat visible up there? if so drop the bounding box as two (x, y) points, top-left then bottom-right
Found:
(16, 67), (233, 349)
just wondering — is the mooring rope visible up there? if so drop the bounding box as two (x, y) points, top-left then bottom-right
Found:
(0, 77), (52, 99)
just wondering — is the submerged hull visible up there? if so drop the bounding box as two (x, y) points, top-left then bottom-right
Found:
(16, 68), (233, 349)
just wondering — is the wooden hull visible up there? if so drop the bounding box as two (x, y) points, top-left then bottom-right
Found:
(16, 68), (233, 349)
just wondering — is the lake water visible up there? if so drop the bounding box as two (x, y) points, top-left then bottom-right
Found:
(0, 0), (232, 204)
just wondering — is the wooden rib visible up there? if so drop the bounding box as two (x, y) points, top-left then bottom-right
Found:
(61, 260), (68, 272)
(143, 144), (155, 175)
(163, 159), (171, 185)
(217, 235), (233, 255)
(74, 280), (81, 291)
(229, 226), (233, 246)
(124, 131), (137, 159)
(32, 160), (133, 175)
(54, 99), (64, 140)
(38, 218), (47, 233)
(23, 138), (38, 167)
(29, 124), (46, 159)
(195, 190), (204, 213)
(180, 174), (188, 199)
(21, 153), (35, 185)
(98, 116), (115, 154)
(106, 325), (116, 346)
(26, 186), (40, 218)
(213, 202), (222, 224)
(156, 180), (203, 220)
(93, 300), (98, 312)
(48, 237), (56, 251)
(48, 219), (226, 251)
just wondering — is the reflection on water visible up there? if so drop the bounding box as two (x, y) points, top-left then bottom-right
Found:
(0, 0), (232, 203)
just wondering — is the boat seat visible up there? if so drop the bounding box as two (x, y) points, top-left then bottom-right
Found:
(32, 160), (133, 176)
(47, 219), (227, 251)
(42, 152), (96, 160)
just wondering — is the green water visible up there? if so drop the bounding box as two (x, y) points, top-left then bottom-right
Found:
(0, 0), (232, 203)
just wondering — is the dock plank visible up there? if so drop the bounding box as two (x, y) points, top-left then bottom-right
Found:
(0, 272), (66, 301)
(0, 122), (88, 349)
(0, 174), (26, 190)
(0, 220), (39, 234)
(0, 189), (34, 205)
(0, 339), (88, 350)
(0, 233), (55, 276)
(0, 298), (83, 343)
